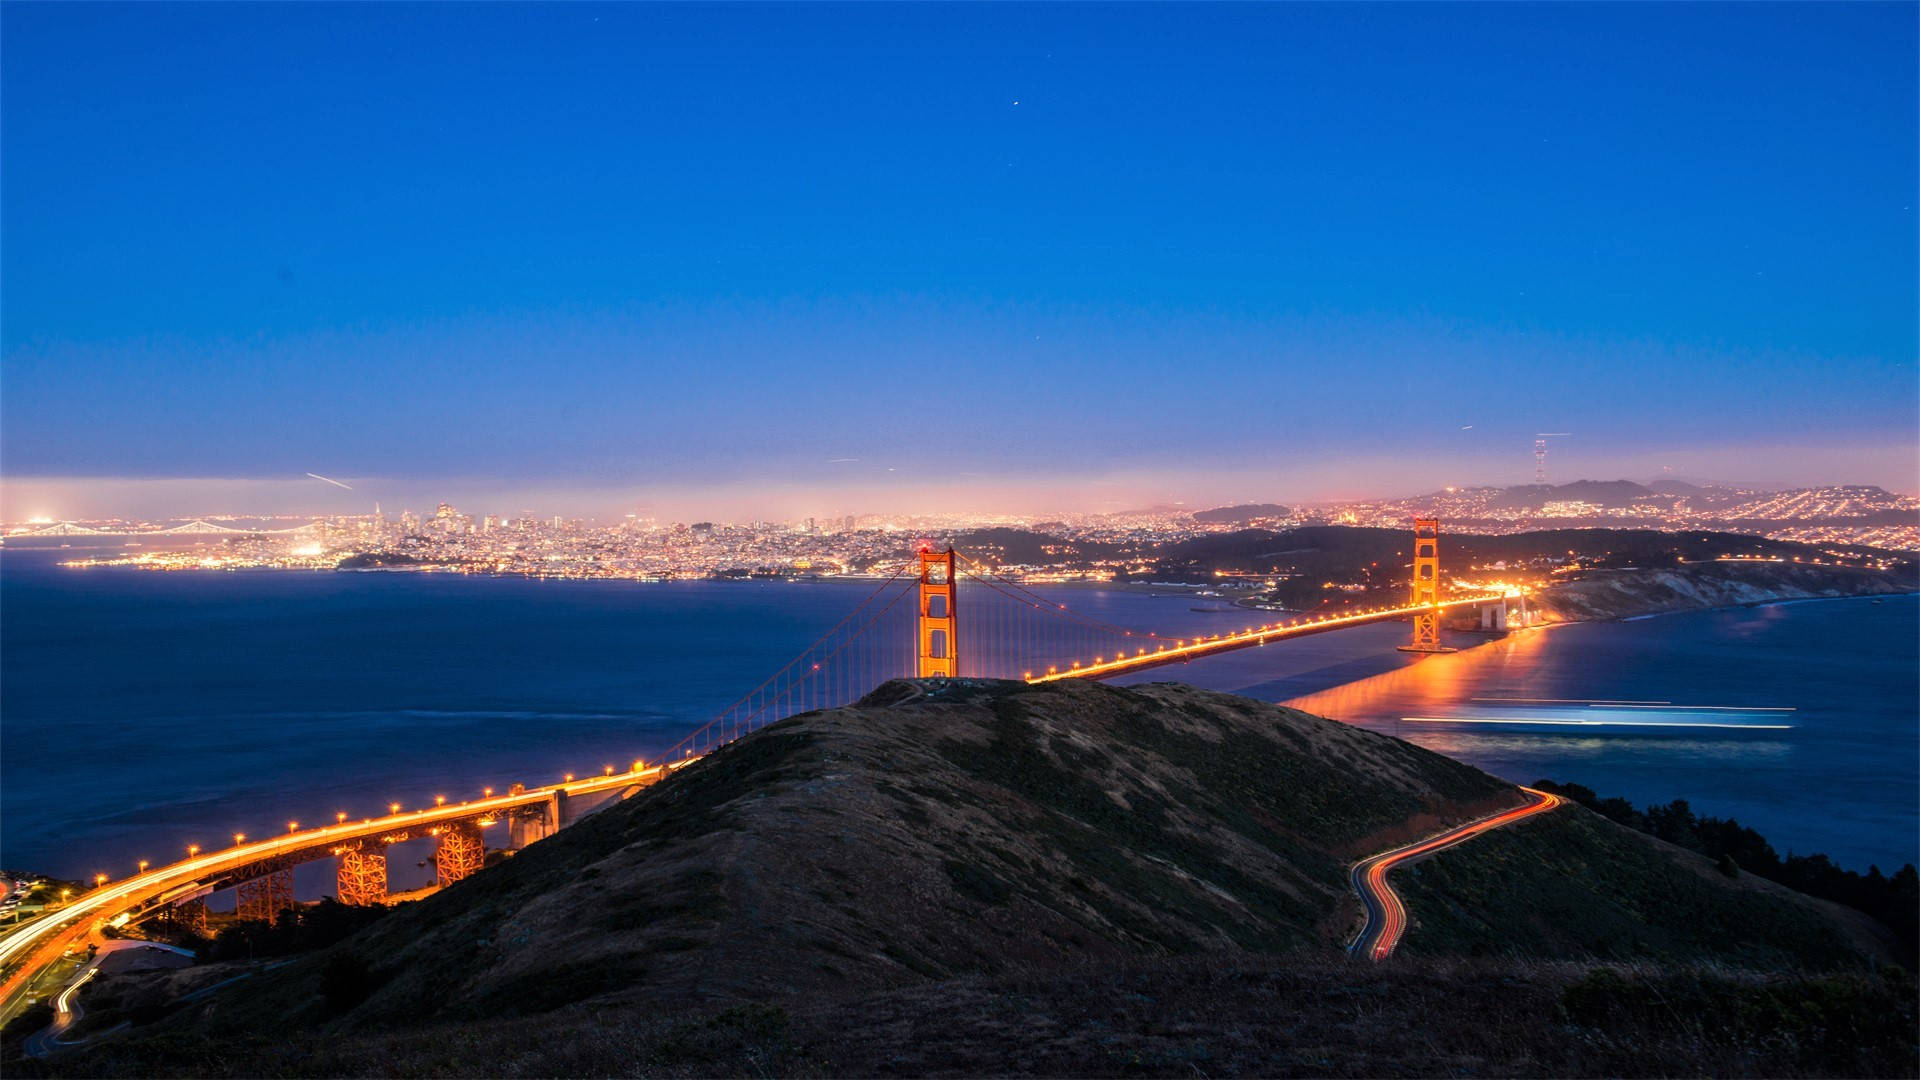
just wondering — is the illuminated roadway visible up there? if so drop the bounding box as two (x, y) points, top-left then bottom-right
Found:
(0, 762), (692, 1022)
(1348, 786), (1564, 961)
(1027, 593), (1513, 683)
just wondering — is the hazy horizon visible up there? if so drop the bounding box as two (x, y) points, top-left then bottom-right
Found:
(5, 438), (1914, 525)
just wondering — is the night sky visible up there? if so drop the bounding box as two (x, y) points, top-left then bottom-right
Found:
(2, 3), (1914, 518)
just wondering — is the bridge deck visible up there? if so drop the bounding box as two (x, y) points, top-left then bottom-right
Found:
(1028, 593), (1508, 682)
(0, 763), (685, 1015)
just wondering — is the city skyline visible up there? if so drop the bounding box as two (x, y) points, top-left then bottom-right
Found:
(3, 4), (1915, 514)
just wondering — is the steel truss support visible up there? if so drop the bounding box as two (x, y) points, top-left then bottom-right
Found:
(166, 898), (209, 936)
(235, 865), (296, 924)
(434, 820), (485, 887)
(336, 841), (389, 906)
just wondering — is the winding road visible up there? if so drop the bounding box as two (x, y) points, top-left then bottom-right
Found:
(1349, 786), (1564, 961)
(22, 940), (195, 1057)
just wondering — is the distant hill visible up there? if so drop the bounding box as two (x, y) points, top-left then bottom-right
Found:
(1491, 479), (1654, 509)
(1532, 561), (1916, 621)
(50, 680), (1899, 1077)
(1191, 502), (1291, 524)
(943, 526), (1121, 566)
(1120, 524), (1903, 585)
(1644, 476), (1709, 496)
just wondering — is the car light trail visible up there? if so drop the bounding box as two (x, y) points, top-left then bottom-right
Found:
(1349, 787), (1563, 962)
(1401, 716), (1794, 730)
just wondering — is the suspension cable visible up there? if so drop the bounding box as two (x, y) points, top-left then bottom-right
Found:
(954, 551), (1156, 641)
(661, 560), (913, 759)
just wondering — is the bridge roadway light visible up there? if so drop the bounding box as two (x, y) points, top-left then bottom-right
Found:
(137, 860), (149, 873)
(435, 795), (447, 807)
(483, 787), (494, 797)
(337, 812), (348, 824)
(186, 844), (199, 858)
(234, 833), (246, 846)
(288, 821), (299, 833)
(563, 773), (574, 783)
(390, 802), (402, 815)
(94, 874), (107, 888)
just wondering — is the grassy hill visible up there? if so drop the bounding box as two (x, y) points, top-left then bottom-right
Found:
(27, 679), (1905, 1077)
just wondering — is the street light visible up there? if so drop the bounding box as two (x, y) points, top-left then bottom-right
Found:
(287, 821), (299, 833)
(137, 860), (149, 873)
(94, 874), (107, 888)
(434, 795), (446, 807)
(234, 833), (246, 846)
(390, 802), (401, 815)
(337, 812), (348, 824)
(186, 844), (200, 858)
(482, 787), (493, 798)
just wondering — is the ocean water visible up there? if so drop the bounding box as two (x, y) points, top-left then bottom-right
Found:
(3, 545), (1914, 892)
(1131, 594), (1920, 871)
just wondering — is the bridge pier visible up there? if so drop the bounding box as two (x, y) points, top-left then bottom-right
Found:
(434, 820), (485, 887)
(335, 841), (388, 906)
(507, 784), (560, 849)
(235, 866), (295, 924)
(1478, 597), (1510, 631)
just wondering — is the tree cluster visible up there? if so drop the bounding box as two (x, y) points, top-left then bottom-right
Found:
(202, 897), (393, 963)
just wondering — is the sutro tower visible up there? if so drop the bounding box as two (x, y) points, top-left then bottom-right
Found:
(1533, 433), (1570, 484)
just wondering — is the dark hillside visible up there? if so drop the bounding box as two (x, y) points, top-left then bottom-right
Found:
(1393, 806), (1893, 969)
(32, 680), (1899, 1077)
(136, 680), (1521, 1038)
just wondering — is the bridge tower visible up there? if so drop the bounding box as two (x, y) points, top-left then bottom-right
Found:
(335, 841), (388, 906)
(917, 546), (959, 678)
(1398, 517), (1453, 654)
(434, 821), (485, 887)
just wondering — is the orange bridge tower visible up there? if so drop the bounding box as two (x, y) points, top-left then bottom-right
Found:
(1398, 517), (1453, 654)
(917, 546), (958, 678)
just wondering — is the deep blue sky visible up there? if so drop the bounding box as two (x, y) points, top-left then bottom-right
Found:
(3, 3), (1915, 517)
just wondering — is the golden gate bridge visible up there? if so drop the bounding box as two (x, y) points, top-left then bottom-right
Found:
(670, 517), (1515, 760)
(0, 519), (1518, 1009)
